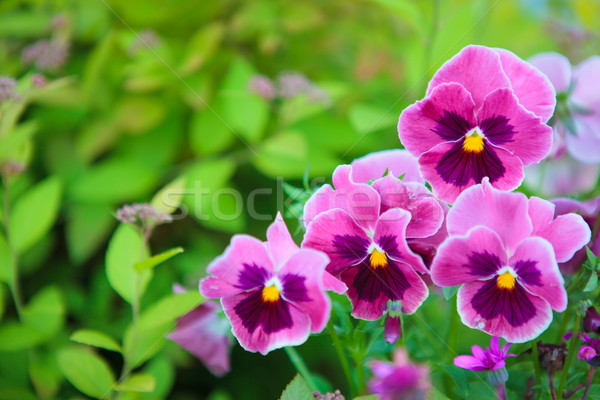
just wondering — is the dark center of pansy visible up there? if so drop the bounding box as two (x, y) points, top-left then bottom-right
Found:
(261, 284), (280, 302)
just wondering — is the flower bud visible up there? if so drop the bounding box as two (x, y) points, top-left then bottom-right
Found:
(583, 306), (600, 334)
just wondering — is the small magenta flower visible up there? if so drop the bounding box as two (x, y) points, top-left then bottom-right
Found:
(0, 76), (18, 103)
(576, 334), (600, 366)
(115, 203), (173, 230)
(584, 307), (600, 334)
(248, 74), (276, 101)
(167, 285), (232, 377)
(454, 336), (516, 372)
(200, 213), (346, 355)
(431, 179), (590, 342)
(368, 349), (430, 400)
(22, 39), (69, 71)
(398, 45), (555, 203)
(384, 301), (402, 344)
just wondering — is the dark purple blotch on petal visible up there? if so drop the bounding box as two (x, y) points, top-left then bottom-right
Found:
(433, 110), (473, 141)
(377, 235), (404, 260)
(351, 257), (409, 302)
(479, 115), (515, 146)
(466, 251), (503, 277)
(332, 234), (370, 263)
(236, 263), (271, 290)
(435, 140), (506, 186)
(513, 259), (543, 287)
(471, 280), (536, 327)
(234, 290), (293, 334)
(281, 273), (311, 303)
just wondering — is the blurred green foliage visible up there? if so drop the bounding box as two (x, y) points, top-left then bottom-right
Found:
(0, 0), (599, 399)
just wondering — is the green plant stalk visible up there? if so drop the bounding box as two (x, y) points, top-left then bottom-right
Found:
(352, 349), (366, 395)
(2, 178), (22, 319)
(557, 310), (581, 399)
(531, 341), (542, 400)
(327, 321), (356, 397)
(284, 347), (318, 393)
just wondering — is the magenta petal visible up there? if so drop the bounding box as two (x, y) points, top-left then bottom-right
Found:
(528, 52), (573, 94)
(384, 314), (402, 344)
(350, 149), (424, 184)
(453, 355), (487, 371)
(431, 226), (506, 286)
(426, 45), (511, 110)
(200, 235), (272, 299)
(457, 280), (553, 343)
(448, 178), (532, 253)
(266, 212), (299, 269)
(511, 237), (567, 312)
(398, 82), (477, 157)
(495, 48), (556, 123)
(578, 346), (598, 361)
(477, 88), (553, 165)
(303, 184), (340, 228)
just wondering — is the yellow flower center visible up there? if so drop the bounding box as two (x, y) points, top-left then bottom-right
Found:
(496, 271), (516, 290)
(463, 133), (484, 153)
(370, 249), (387, 269)
(262, 284), (280, 302)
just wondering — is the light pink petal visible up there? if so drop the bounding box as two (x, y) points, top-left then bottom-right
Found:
(453, 355), (488, 371)
(398, 83), (477, 157)
(371, 176), (444, 238)
(528, 52), (573, 94)
(528, 196), (555, 233)
(331, 165), (381, 232)
(533, 213), (591, 263)
(302, 208), (370, 276)
(565, 117), (600, 163)
(418, 141), (525, 204)
(278, 248), (334, 332)
(426, 45), (511, 110)
(303, 184), (342, 228)
(457, 281), (553, 343)
(431, 226), (506, 286)
(407, 213), (449, 267)
(524, 156), (600, 197)
(266, 212), (299, 269)
(511, 237), (567, 311)
(200, 235), (272, 299)
(322, 271), (348, 294)
(374, 208), (428, 274)
(552, 196), (600, 217)
(572, 56), (600, 107)
(496, 48), (556, 122)
(447, 178), (532, 253)
(350, 149), (424, 184)
(477, 88), (553, 165)
(221, 294), (311, 355)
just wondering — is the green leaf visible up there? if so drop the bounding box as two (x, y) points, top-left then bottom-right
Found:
(0, 322), (45, 351)
(151, 176), (187, 214)
(438, 364), (469, 398)
(10, 176), (62, 253)
(22, 286), (65, 337)
(585, 246), (598, 268)
(105, 224), (151, 304)
(0, 233), (13, 284)
(134, 247), (184, 272)
(179, 22), (225, 75)
(189, 107), (236, 156)
(115, 373), (156, 393)
(66, 203), (116, 265)
(0, 120), (38, 161)
(353, 396), (378, 400)
(122, 321), (171, 369)
(347, 103), (397, 135)
(280, 374), (314, 400)
(442, 285), (460, 300)
(138, 292), (203, 330)
(29, 350), (62, 399)
(583, 271), (599, 292)
(369, 0), (427, 39)
(253, 131), (308, 178)
(57, 346), (116, 399)
(115, 97), (166, 134)
(142, 356), (175, 399)
(70, 329), (122, 352)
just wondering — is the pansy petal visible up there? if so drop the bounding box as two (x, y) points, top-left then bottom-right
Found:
(528, 52), (573, 94)
(332, 165), (381, 231)
(222, 292), (311, 355)
(278, 248), (334, 332)
(302, 208), (370, 276)
(457, 280), (553, 343)
(447, 178), (532, 253)
(496, 48), (556, 122)
(454, 355), (488, 371)
(572, 56), (600, 107)
(510, 237), (567, 312)
(535, 214), (591, 263)
(200, 235), (272, 298)
(303, 184), (341, 228)
(426, 45), (511, 110)
(374, 208), (428, 274)
(431, 226), (506, 286)
(350, 149), (424, 183)
(266, 212), (299, 269)
(478, 88), (553, 165)
(528, 196), (555, 232)
(399, 83), (477, 157)
(565, 117), (600, 163)
(418, 140), (524, 204)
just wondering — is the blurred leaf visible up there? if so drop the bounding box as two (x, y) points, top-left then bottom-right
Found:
(70, 330), (122, 352)
(179, 22), (225, 75)
(442, 285), (460, 300)
(189, 107), (236, 156)
(141, 356), (175, 400)
(0, 234), (13, 284)
(82, 30), (116, 102)
(22, 286), (65, 338)
(353, 396), (378, 400)
(0, 121), (37, 161)
(583, 271), (598, 292)
(0, 388), (38, 400)
(115, 374), (156, 393)
(0, 322), (44, 351)
(280, 374), (313, 400)
(57, 346), (116, 399)
(10, 176), (62, 253)
(66, 204), (116, 265)
(29, 350), (62, 399)
(438, 364), (469, 398)
(0, 11), (49, 37)
(369, 0), (427, 38)
(105, 224), (151, 304)
(134, 247), (184, 272)
(115, 97), (167, 134)
(348, 103), (397, 135)
(253, 131), (307, 178)
(123, 321), (171, 369)
(151, 176), (187, 214)
(138, 291), (202, 329)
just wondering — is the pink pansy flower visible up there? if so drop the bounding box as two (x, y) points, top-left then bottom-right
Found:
(431, 179), (590, 342)
(167, 285), (232, 377)
(368, 349), (431, 400)
(398, 45), (555, 203)
(302, 151), (437, 320)
(551, 196), (600, 273)
(529, 52), (600, 163)
(303, 150), (447, 267)
(565, 333), (600, 366)
(200, 213), (346, 355)
(454, 336), (516, 372)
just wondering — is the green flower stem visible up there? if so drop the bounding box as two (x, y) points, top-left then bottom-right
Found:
(531, 341), (542, 400)
(284, 346), (318, 393)
(352, 350), (366, 395)
(1, 177), (22, 319)
(327, 321), (356, 397)
(557, 309), (581, 399)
